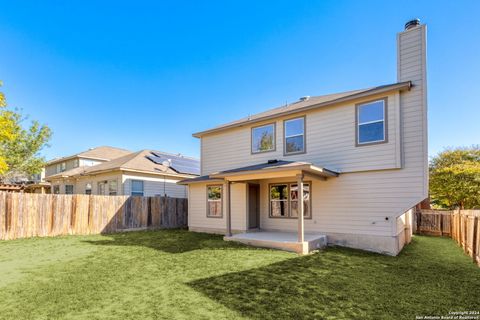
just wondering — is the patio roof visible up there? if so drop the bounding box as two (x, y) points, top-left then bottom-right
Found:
(209, 160), (339, 181)
(178, 160), (339, 184)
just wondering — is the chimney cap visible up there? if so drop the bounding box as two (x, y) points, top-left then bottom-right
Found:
(405, 19), (421, 30)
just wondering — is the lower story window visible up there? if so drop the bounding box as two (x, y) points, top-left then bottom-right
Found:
(269, 183), (311, 218)
(109, 180), (118, 196)
(131, 180), (144, 196)
(207, 185), (222, 218)
(85, 183), (92, 195)
(98, 182), (106, 195)
(53, 185), (60, 194)
(65, 185), (74, 194)
(270, 184), (288, 217)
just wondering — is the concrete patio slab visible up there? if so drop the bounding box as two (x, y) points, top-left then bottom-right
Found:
(224, 231), (327, 254)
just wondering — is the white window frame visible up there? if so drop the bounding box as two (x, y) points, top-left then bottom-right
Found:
(284, 117), (306, 155)
(356, 99), (387, 146)
(251, 123), (276, 154)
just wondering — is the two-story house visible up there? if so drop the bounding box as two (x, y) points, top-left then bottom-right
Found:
(46, 146), (199, 198)
(179, 20), (428, 255)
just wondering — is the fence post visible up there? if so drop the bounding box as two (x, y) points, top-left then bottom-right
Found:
(472, 216), (478, 263)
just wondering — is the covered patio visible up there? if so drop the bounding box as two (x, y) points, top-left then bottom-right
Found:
(210, 160), (339, 254)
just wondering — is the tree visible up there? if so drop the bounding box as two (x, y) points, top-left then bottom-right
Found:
(0, 82), (52, 182)
(429, 146), (480, 209)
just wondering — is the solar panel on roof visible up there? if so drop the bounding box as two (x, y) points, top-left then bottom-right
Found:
(147, 152), (200, 175)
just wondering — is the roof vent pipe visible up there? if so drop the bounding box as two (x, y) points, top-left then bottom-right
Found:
(405, 18), (420, 30)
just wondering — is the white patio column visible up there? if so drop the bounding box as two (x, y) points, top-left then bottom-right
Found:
(225, 180), (232, 237)
(297, 174), (304, 243)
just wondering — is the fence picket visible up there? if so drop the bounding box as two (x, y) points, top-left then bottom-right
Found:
(0, 192), (187, 240)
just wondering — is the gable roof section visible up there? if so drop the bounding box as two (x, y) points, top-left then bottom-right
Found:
(193, 81), (411, 138)
(47, 150), (200, 180)
(47, 146), (132, 165)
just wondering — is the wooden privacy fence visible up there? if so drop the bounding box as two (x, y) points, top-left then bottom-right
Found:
(415, 209), (480, 266)
(0, 192), (188, 240)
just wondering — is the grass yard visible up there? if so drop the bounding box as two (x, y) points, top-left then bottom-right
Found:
(0, 230), (479, 320)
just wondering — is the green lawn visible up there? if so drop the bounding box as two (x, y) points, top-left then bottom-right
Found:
(0, 231), (478, 320)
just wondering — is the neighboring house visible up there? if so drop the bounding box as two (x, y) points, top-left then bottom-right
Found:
(45, 146), (132, 179)
(179, 20), (428, 255)
(46, 147), (199, 198)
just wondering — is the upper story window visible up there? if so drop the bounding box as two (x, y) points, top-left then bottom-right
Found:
(73, 159), (79, 168)
(61, 162), (66, 172)
(206, 185), (223, 218)
(131, 180), (144, 196)
(356, 99), (387, 146)
(251, 123), (275, 153)
(284, 117), (305, 155)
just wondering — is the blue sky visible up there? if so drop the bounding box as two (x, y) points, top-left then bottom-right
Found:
(0, 0), (479, 160)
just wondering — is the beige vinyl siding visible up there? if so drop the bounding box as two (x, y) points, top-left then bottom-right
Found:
(188, 182), (247, 233)
(122, 173), (187, 198)
(397, 24), (428, 198)
(230, 183), (247, 231)
(201, 91), (401, 175)
(258, 172), (423, 237)
(45, 158), (79, 177)
(45, 157), (104, 177)
(188, 183), (226, 230)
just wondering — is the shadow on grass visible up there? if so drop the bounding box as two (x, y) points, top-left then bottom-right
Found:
(187, 237), (480, 320)
(82, 229), (247, 254)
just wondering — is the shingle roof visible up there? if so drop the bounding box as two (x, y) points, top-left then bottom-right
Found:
(179, 160), (339, 184)
(210, 160), (339, 177)
(193, 82), (411, 137)
(47, 146), (132, 164)
(47, 150), (200, 180)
